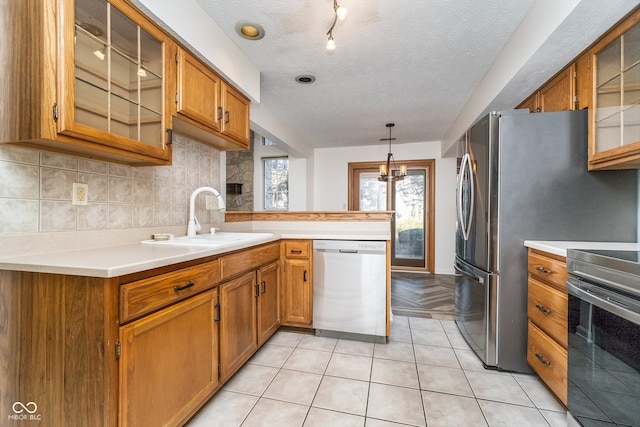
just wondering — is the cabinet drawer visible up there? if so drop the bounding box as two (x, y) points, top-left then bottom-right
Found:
(220, 242), (280, 281)
(527, 277), (568, 348)
(527, 321), (567, 405)
(527, 250), (567, 291)
(283, 240), (310, 258)
(120, 260), (220, 323)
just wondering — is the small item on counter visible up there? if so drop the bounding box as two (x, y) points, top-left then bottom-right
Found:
(151, 233), (174, 241)
(210, 228), (219, 235)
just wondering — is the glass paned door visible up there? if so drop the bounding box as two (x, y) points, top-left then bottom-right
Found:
(356, 168), (427, 269)
(392, 170), (426, 268)
(359, 172), (386, 211)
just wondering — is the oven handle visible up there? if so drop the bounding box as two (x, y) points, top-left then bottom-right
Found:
(566, 277), (640, 325)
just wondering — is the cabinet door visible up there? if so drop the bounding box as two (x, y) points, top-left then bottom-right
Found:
(257, 260), (280, 346)
(282, 258), (313, 327)
(60, 0), (172, 163)
(575, 50), (593, 110)
(219, 271), (258, 380)
(119, 290), (218, 427)
(539, 65), (575, 112)
(176, 48), (222, 132)
(518, 92), (539, 113)
(589, 13), (640, 170)
(220, 82), (250, 147)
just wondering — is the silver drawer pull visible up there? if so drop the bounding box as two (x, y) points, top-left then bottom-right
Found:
(536, 266), (552, 274)
(535, 304), (551, 315)
(535, 353), (551, 366)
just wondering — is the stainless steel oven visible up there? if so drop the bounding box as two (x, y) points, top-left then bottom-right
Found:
(566, 249), (640, 427)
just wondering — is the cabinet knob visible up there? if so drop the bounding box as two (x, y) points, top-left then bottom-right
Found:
(535, 304), (551, 315)
(224, 110), (230, 124)
(303, 270), (308, 282)
(535, 353), (551, 366)
(217, 106), (223, 121)
(536, 266), (552, 274)
(290, 249), (302, 254)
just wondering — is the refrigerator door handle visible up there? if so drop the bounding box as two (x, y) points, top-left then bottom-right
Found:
(454, 259), (485, 284)
(457, 153), (474, 241)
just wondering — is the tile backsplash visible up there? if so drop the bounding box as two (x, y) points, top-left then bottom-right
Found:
(0, 133), (223, 235)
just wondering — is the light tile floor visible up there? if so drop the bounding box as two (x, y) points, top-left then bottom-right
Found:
(187, 316), (567, 427)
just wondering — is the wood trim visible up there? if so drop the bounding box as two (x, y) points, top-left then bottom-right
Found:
(347, 159), (436, 273)
(224, 211), (394, 222)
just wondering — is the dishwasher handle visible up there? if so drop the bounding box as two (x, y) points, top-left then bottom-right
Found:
(339, 249), (358, 254)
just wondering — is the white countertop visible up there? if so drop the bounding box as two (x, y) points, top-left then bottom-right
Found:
(524, 240), (640, 257)
(0, 225), (390, 277)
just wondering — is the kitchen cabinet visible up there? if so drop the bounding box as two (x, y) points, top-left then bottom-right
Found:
(0, 0), (173, 165)
(587, 8), (640, 170)
(281, 240), (313, 327)
(257, 261), (281, 345)
(118, 259), (220, 426)
(517, 65), (576, 113)
(219, 271), (259, 381)
(172, 47), (251, 150)
(119, 290), (218, 427)
(526, 248), (568, 405)
(219, 243), (280, 380)
(575, 50), (593, 110)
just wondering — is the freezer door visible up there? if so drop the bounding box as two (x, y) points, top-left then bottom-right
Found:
(456, 113), (493, 271)
(454, 257), (497, 368)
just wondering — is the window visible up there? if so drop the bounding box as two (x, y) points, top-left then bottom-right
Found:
(263, 157), (289, 210)
(261, 136), (276, 146)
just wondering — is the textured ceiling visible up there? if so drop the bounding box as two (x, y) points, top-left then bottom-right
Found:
(193, 0), (634, 149)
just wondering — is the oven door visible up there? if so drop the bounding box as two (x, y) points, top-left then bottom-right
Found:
(566, 276), (640, 427)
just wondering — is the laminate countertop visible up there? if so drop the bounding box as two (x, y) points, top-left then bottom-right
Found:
(0, 223), (390, 278)
(524, 240), (640, 257)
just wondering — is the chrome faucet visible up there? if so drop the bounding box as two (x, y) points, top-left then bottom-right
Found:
(187, 187), (226, 237)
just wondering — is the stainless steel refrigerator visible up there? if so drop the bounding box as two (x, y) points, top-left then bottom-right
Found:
(454, 109), (638, 373)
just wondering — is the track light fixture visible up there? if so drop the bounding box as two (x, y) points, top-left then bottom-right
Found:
(326, 0), (347, 51)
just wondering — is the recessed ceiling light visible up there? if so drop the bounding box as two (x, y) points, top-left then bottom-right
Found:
(295, 75), (316, 84)
(235, 22), (265, 40)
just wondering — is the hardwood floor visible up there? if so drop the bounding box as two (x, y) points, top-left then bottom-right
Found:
(390, 271), (455, 320)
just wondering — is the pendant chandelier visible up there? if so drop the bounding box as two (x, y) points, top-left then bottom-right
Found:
(378, 123), (406, 182)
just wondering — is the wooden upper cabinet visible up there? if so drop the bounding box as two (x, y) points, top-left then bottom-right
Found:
(221, 82), (251, 147)
(575, 50), (593, 110)
(588, 8), (640, 170)
(172, 47), (251, 150)
(517, 65), (576, 113)
(0, 0), (173, 165)
(175, 47), (222, 133)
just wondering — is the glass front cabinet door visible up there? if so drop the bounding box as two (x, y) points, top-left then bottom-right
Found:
(589, 11), (640, 170)
(58, 0), (172, 164)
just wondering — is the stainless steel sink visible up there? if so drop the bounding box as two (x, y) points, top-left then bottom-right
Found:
(141, 232), (274, 247)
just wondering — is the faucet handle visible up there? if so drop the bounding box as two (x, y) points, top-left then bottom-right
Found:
(194, 216), (201, 233)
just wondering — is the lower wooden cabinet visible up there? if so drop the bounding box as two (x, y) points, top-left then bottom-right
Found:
(257, 260), (281, 345)
(119, 289), (219, 427)
(219, 271), (259, 381)
(527, 321), (567, 402)
(219, 255), (281, 381)
(281, 240), (313, 327)
(526, 248), (568, 405)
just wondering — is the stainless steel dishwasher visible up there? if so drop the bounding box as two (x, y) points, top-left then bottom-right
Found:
(313, 240), (387, 343)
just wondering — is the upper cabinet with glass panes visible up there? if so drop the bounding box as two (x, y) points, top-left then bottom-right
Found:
(589, 8), (640, 170)
(0, 0), (172, 165)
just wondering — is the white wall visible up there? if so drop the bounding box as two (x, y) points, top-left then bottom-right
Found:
(313, 141), (457, 274)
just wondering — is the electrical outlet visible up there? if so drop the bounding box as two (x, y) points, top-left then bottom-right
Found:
(72, 183), (88, 206)
(205, 195), (218, 210)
